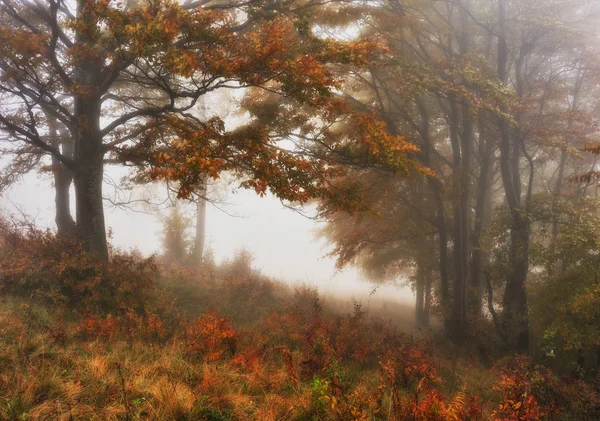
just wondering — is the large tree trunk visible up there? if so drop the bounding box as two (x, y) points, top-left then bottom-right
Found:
(448, 99), (471, 344)
(470, 117), (494, 317)
(502, 211), (530, 353)
(72, 96), (108, 261)
(550, 70), (582, 275)
(434, 187), (450, 307)
(193, 178), (208, 264)
(415, 266), (427, 328)
(54, 152), (76, 236)
(72, 1), (109, 261)
(73, 154), (107, 261)
(450, 0), (474, 344)
(416, 99), (450, 315)
(497, 0), (530, 353)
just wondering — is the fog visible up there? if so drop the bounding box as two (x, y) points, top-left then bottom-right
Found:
(3, 0), (600, 417)
(4, 170), (414, 304)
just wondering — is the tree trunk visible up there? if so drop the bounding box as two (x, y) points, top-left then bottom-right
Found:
(415, 266), (426, 328)
(470, 117), (494, 317)
(46, 112), (76, 236)
(416, 99), (450, 314)
(72, 1), (109, 261)
(449, 99), (470, 344)
(72, 95), (107, 261)
(450, 0), (474, 344)
(73, 155), (108, 261)
(54, 158), (76, 236)
(497, 0), (530, 353)
(434, 189), (450, 306)
(193, 178), (208, 264)
(415, 245), (430, 328)
(551, 70), (582, 274)
(502, 211), (530, 353)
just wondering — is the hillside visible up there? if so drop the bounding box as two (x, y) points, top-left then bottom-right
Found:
(0, 230), (598, 420)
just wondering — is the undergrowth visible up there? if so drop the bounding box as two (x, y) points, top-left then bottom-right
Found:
(0, 224), (599, 420)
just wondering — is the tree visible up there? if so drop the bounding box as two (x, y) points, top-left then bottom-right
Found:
(0, 0), (418, 262)
(488, 0), (600, 352)
(319, 173), (438, 328)
(192, 177), (208, 264)
(319, 0), (600, 351)
(161, 203), (191, 264)
(44, 111), (76, 235)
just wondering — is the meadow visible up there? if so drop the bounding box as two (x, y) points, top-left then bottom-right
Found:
(0, 225), (598, 420)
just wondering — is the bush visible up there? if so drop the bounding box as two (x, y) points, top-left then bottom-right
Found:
(185, 311), (238, 361)
(0, 220), (160, 314)
(492, 355), (600, 421)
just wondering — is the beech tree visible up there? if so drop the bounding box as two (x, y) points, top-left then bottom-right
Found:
(0, 0), (418, 261)
(161, 203), (190, 264)
(319, 173), (438, 328)
(318, 0), (600, 351)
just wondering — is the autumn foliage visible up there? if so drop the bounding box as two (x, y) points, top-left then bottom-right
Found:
(0, 220), (159, 313)
(1, 226), (599, 420)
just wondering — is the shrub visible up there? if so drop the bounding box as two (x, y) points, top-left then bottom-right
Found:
(492, 355), (561, 421)
(185, 311), (238, 361)
(0, 221), (160, 314)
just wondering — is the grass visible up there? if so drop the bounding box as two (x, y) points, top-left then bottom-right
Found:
(0, 260), (598, 420)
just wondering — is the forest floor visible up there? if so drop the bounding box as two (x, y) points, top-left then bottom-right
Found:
(0, 255), (598, 420)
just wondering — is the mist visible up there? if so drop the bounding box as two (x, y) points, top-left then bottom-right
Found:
(3, 169), (414, 304)
(1, 0), (600, 418)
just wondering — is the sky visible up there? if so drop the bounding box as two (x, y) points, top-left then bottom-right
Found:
(3, 169), (414, 305)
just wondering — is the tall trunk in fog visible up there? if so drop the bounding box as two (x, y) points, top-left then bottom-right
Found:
(448, 99), (471, 344)
(192, 95), (210, 265)
(470, 117), (494, 316)
(72, 94), (107, 261)
(414, 187), (433, 328)
(551, 70), (582, 271)
(71, 1), (108, 261)
(448, 1), (474, 344)
(416, 99), (450, 312)
(193, 178), (208, 264)
(436, 1), (473, 344)
(45, 112), (76, 236)
(497, 0), (530, 353)
(415, 259), (429, 328)
(415, 234), (435, 328)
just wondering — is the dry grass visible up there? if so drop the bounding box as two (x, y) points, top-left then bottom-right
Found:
(1, 264), (597, 420)
(0, 285), (455, 421)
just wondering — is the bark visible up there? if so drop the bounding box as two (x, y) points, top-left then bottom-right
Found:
(71, 0), (109, 261)
(416, 99), (450, 309)
(449, 0), (474, 343)
(415, 265), (427, 328)
(497, 0), (530, 353)
(73, 150), (108, 261)
(551, 71), (582, 274)
(448, 99), (471, 344)
(193, 178), (208, 264)
(54, 150), (76, 236)
(470, 117), (494, 316)
(46, 112), (76, 236)
(551, 148), (568, 237)
(72, 100), (108, 261)
(415, 242), (431, 328)
(502, 211), (530, 353)
(434, 186), (450, 306)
